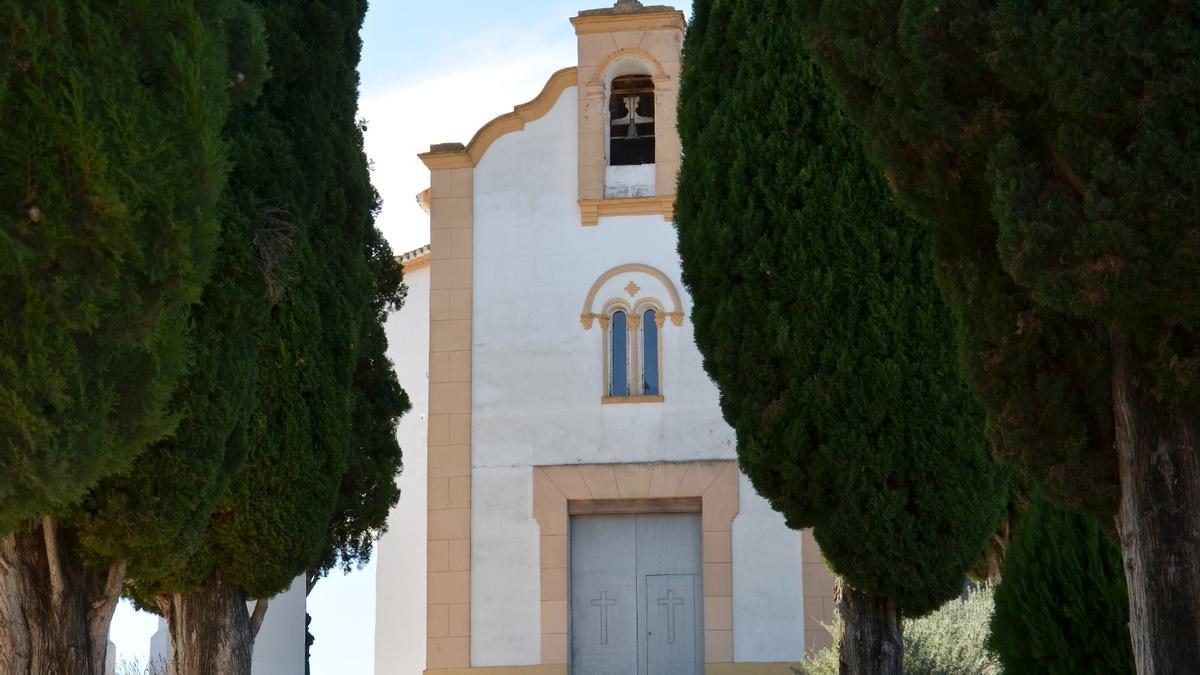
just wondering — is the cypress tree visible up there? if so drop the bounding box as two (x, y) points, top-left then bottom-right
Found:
(988, 493), (1134, 674)
(124, 2), (408, 672)
(799, 2), (1200, 670)
(675, 1), (1006, 672)
(0, 2), (256, 672)
(78, 0), (271, 598)
(307, 221), (409, 591)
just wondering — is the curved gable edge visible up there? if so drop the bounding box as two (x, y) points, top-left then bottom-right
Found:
(418, 67), (579, 171)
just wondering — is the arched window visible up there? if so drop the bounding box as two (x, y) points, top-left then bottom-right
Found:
(608, 74), (655, 166)
(582, 264), (683, 402)
(642, 308), (659, 396)
(610, 310), (629, 396)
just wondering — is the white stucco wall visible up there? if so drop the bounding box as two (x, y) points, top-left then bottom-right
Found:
(732, 472), (807, 661)
(468, 84), (805, 665)
(605, 163), (655, 198)
(373, 262), (430, 675)
(148, 618), (169, 668)
(251, 576), (306, 675)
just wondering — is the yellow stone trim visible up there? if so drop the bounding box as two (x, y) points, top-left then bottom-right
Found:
(589, 46), (669, 81)
(532, 461), (740, 664)
(589, 273), (677, 399)
(404, 253), (431, 274)
(419, 67), (579, 170)
(425, 665), (799, 675)
(421, 151), (475, 170)
(585, 311), (682, 330)
(578, 195), (674, 225)
(632, 298), (666, 399)
(425, 667), (566, 675)
(602, 302), (629, 395)
(601, 394), (664, 404)
(632, 296), (665, 316)
(581, 263), (683, 329)
(802, 528), (838, 653)
(705, 664), (805, 674)
(600, 298), (633, 316)
(426, 163), (474, 669)
(570, 9), (686, 35)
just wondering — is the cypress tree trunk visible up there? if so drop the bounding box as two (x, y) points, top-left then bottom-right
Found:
(835, 578), (902, 675)
(1110, 332), (1200, 674)
(160, 576), (268, 675)
(0, 521), (124, 675)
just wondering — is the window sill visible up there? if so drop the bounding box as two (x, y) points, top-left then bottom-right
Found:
(579, 196), (674, 226)
(601, 395), (665, 404)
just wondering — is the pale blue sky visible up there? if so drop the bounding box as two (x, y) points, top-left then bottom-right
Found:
(112, 2), (693, 673)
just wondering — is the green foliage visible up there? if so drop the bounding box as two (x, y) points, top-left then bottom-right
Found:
(81, 174), (268, 585)
(111, 0), (404, 608)
(77, 0), (270, 586)
(797, 0), (1200, 518)
(172, 0), (403, 601)
(797, 585), (1002, 675)
(988, 493), (1134, 674)
(676, 0), (1006, 616)
(903, 586), (1002, 675)
(795, 640), (840, 675)
(0, 0), (240, 535)
(309, 221), (409, 582)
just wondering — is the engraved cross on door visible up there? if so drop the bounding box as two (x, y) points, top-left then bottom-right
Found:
(645, 575), (697, 675)
(570, 513), (703, 675)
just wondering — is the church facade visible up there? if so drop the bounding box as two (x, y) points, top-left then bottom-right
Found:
(375, 3), (837, 673)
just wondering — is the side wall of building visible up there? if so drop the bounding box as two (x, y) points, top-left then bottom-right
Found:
(251, 578), (307, 675)
(374, 263), (432, 674)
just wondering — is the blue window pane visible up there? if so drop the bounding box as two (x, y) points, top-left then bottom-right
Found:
(611, 311), (629, 396)
(642, 309), (659, 395)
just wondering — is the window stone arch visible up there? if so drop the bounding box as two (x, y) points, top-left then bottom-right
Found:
(582, 264), (683, 401)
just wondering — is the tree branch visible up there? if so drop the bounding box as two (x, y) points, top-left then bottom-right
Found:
(0, 533), (14, 574)
(88, 562), (127, 675)
(249, 598), (270, 639)
(92, 562), (126, 612)
(41, 516), (64, 608)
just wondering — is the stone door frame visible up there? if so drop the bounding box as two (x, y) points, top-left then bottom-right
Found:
(532, 460), (739, 666)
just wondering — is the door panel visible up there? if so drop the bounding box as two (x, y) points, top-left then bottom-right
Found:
(570, 513), (703, 675)
(571, 516), (638, 674)
(636, 514), (703, 675)
(645, 574), (697, 675)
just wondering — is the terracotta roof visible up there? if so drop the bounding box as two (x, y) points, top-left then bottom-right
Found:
(397, 244), (431, 272)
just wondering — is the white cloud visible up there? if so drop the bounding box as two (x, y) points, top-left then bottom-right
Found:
(359, 25), (576, 255)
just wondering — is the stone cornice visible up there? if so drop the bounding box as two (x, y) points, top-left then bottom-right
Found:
(578, 195), (674, 225)
(570, 8), (685, 35)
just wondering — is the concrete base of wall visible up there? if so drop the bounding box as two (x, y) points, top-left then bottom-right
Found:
(425, 664), (800, 675)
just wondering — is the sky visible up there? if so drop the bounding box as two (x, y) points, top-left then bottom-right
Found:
(111, 1), (691, 673)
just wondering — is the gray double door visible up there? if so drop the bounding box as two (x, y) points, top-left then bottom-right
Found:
(570, 513), (704, 675)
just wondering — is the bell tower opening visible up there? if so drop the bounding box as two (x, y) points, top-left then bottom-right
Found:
(608, 74), (655, 166)
(574, 0), (684, 217)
